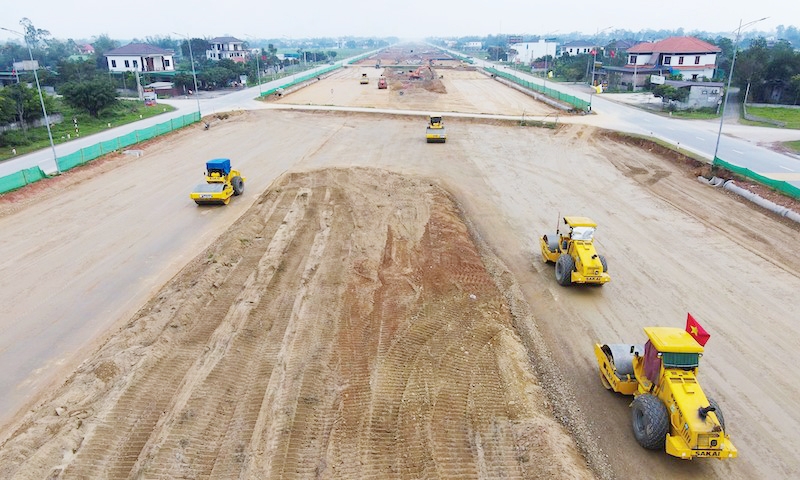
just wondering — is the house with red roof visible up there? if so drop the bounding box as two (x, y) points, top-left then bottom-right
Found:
(627, 37), (720, 80)
(599, 36), (721, 91)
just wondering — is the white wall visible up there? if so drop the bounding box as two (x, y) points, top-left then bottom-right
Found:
(508, 40), (558, 64)
(106, 55), (174, 73)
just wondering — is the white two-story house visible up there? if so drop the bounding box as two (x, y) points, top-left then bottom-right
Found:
(206, 37), (246, 63)
(559, 40), (601, 57)
(105, 43), (175, 73)
(508, 39), (559, 65)
(600, 36), (720, 91)
(626, 37), (720, 81)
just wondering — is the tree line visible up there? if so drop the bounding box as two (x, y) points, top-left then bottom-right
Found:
(441, 30), (800, 105)
(1, 19), (387, 134)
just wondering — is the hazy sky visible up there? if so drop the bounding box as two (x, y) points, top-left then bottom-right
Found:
(2, 0), (796, 42)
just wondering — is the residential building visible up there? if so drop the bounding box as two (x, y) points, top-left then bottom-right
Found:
(600, 36), (721, 91)
(626, 37), (720, 81)
(508, 39), (559, 65)
(207, 37), (246, 63)
(464, 41), (482, 50)
(105, 43), (175, 73)
(78, 44), (95, 55)
(559, 40), (600, 57)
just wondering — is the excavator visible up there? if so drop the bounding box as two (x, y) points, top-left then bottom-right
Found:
(409, 65), (433, 80)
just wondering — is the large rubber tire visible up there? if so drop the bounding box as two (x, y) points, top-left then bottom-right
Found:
(555, 254), (575, 286)
(599, 254), (608, 273)
(631, 394), (669, 450)
(232, 176), (244, 196)
(708, 397), (726, 432)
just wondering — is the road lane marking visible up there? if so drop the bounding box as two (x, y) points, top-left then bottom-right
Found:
(732, 149), (744, 154)
(779, 165), (794, 171)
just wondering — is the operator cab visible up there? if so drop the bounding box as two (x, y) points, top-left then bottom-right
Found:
(570, 226), (595, 241)
(640, 327), (704, 385)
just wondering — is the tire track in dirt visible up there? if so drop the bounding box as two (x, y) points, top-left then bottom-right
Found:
(247, 186), (346, 478)
(2, 168), (596, 480)
(133, 188), (317, 478)
(63, 189), (312, 478)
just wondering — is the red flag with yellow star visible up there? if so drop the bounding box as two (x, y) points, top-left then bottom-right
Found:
(686, 313), (710, 346)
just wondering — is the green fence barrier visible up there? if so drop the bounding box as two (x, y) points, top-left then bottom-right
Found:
(258, 64), (343, 98)
(0, 166), (47, 193)
(0, 111), (200, 195)
(484, 67), (590, 111)
(58, 150), (84, 171)
(713, 158), (800, 200)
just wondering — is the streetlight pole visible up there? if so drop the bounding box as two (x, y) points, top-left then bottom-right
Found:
(174, 32), (201, 117)
(2, 26), (59, 173)
(711, 17), (768, 165)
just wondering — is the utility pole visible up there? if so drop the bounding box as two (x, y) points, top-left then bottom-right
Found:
(173, 32), (201, 117)
(1, 25), (59, 173)
(712, 17), (768, 164)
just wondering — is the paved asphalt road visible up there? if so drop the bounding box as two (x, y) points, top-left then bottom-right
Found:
(0, 62), (343, 178)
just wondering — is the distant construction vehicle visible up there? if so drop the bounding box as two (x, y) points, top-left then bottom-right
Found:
(409, 65), (433, 80)
(189, 158), (245, 205)
(539, 216), (609, 286)
(595, 324), (737, 460)
(360, 73), (369, 84)
(425, 114), (446, 143)
(378, 77), (387, 89)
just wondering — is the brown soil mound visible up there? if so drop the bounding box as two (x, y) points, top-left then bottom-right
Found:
(0, 167), (594, 479)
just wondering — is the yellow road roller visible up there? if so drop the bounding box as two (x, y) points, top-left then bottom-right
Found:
(595, 326), (737, 460)
(190, 158), (245, 205)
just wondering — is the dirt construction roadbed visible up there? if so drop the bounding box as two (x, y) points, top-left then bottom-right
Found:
(0, 168), (593, 478)
(2, 53), (800, 479)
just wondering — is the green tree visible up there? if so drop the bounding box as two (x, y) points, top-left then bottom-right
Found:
(91, 34), (120, 70)
(60, 78), (118, 117)
(42, 38), (79, 68)
(0, 40), (28, 70)
(0, 83), (52, 126)
(180, 38), (210, 63)
(20, 17), (50, 49)
(144, 35), (179, 51)
(486, 46), (506, 61)
(173, 72), (195, 92)
(199, 66), (236, 89)
(789, 74), (800, 105)
(652, 84), (689, 103)
(217, 58), (244, 74)
(0, 93), (16, 125)
(56, 58), (98, 83)
(761, 40), (800, 103)
(553, 53), (590, 82)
